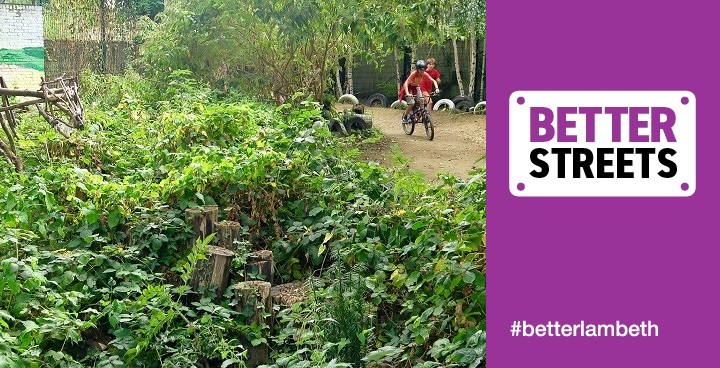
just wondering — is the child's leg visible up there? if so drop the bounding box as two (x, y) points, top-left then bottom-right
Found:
(403, 95), (415, 117)
(422, 92), (431, 107)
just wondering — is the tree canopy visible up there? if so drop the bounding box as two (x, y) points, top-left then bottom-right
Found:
(138, 0), (486, 100)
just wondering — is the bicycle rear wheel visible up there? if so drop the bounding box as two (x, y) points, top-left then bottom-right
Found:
(423, 114), (434, 140)
(402, 117), (415, 135)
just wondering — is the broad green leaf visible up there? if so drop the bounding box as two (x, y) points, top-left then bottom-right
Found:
(5, 193), (15, 211)
(463, 271), (476, 284)
(108, 210), (121, 229)
(22, 320), (39, 332)
(362, 346), (402, 362)
(221, 359), (241, 368)
(85, 209), (99, 224)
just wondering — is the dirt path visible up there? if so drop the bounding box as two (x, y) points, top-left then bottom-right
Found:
(354, 105), (486, 183)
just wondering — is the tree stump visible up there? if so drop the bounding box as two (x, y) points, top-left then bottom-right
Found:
(244, 250), (274, 284)
(201, 204), (219, 237)
(185, 208), (207, 248)
(235, 281), (273, 367)
(191, 246), (235, 302)
(216, 220), (241, 251)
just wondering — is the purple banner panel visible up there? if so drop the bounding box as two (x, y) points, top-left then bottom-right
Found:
(487, 1), (720, 367)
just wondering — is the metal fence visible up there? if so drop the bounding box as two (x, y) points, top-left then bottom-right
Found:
(43, 1), (139, 80)
(348, 39), (485, 105)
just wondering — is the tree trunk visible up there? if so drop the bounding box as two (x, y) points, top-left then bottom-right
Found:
(335, 68), (342, 99)
(344, 49), (354, 95)
(468, 31), (477, 99)
(480, 37), (486, 101)
(452, 38), (466, 97)
(394, 48), (402, 92)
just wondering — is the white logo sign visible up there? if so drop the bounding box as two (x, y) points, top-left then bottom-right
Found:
(509, 91), (696, 197)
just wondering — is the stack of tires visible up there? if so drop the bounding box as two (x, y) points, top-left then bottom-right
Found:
(328, 94), (374, 136)
(432, 95), (485, 115)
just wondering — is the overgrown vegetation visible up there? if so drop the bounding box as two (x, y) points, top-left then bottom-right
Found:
(136, 0), (486, 100)
(0, 71), (485, 367)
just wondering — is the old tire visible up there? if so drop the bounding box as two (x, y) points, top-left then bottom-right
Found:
(433, 99), (455, 111)
(390, 100), (408, 109)
(365, 93), (389, 107)
(473, 101), (486, 115)
(328, 118), (348, 136)
(455, 100), (474, 112)
(338, 94), (359, 105)
(344, 116), (370, 133)
(452, 95), (474, 106)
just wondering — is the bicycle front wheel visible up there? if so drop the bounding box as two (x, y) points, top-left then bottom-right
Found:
(423, 114), (434, 140)
(402, 118), (415, 135)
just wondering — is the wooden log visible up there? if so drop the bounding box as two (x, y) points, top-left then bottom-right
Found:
(235, 281), (272, 367)
(216, 220), (241, 251)
(244, 250), (274, 284)
(185, 208), (207, 248)
(202, 205), (219, 237)
(270, 281), (308, 308)
(191, 246), (235, 301)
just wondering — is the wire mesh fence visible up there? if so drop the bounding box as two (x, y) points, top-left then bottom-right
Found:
(39, 0), (484, 104)
(43, 0), (139, 80)
(347, 39), (485, 106)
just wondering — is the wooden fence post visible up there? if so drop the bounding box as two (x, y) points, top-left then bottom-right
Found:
(191, 246), (235, 302)
(244, 250), (274, 284)
(202, 204), (218, 237)
(216, 220), (241, 251)
(185, 208), (207, 248)
(235, 281), (273, 367)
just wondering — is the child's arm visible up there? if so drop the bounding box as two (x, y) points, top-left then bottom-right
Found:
(404, 72), (415, 95)
(426, 73), (439, 92)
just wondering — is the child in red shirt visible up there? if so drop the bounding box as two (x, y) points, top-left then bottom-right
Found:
(398, 60), (439, 122)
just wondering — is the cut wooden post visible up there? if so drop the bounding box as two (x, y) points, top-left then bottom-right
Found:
(244, 250), (274, 284)
(191, 246), (235, 302)
(271, 281), (308, 308)
(216, 220), (241, 251)
(235, 281), (272, 367)
(202, 205), (219, 237)
(185, 208), (207, 248)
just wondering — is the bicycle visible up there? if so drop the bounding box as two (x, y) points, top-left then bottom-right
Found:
(401, 87), (436, 140)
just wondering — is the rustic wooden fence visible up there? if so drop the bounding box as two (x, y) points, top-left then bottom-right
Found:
(185, 205), (306, 367)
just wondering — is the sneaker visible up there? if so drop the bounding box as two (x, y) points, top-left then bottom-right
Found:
(402, 115), (409, 124)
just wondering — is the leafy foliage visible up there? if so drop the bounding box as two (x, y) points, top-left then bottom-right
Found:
(135, 0), (486, 100)
(1, 72), (485, 367)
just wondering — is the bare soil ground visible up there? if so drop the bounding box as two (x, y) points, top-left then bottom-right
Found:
(349, 104), (486, 184)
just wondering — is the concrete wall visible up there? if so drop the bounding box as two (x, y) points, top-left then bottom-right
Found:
(0, 4), (45, 90)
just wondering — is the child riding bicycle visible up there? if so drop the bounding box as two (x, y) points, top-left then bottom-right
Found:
(398, 60), (440, 123)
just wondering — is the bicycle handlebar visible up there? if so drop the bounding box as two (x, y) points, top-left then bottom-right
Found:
(407, 90), (441, 97)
